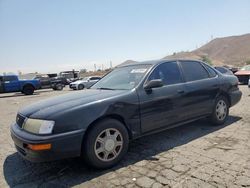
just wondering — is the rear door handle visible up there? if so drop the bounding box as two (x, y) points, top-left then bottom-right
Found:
(177, 90), (185, 94)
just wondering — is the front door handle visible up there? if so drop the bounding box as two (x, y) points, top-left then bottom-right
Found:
(177, 90), (185, 94)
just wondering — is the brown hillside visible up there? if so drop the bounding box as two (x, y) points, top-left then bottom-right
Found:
(194, 33), (250, 66)
(165, 33), (250, 66)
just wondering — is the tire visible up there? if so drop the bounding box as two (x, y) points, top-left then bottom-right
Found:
(55, 84), (63, 91)
(22, 85), (34, 95)
(78, 84), (84, 90)
(82, 118), (129, 169)
(210, 96), (229, 125)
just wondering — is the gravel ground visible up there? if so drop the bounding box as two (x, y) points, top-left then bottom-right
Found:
(0, 86), (249, 188)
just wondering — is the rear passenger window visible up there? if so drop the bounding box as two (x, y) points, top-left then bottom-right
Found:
(180, 61), (209, 82)
(204, 64), (217, 77)
(148, 61), (183, 85)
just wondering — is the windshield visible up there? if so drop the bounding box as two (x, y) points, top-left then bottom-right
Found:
(240, 65), (250, 71)
(91, 64), (152, 90)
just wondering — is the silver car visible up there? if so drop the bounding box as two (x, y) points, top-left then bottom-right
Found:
(69, 76), (101, 90)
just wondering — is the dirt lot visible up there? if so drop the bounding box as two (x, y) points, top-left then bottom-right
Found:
(0, 86), (250, 188)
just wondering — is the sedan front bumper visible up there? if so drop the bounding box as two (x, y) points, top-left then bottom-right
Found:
(11, 123), (85, 162)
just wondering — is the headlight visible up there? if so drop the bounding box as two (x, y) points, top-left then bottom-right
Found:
(22, 118), (55, 135)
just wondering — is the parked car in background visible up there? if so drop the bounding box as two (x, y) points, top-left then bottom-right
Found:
(214, 66), (234, 75)
(34, 74), (67, 90)
(0, 75), (40, 95)
(11, 59), (242, 169)
(69, 76), (101, 90)
(59, 70), (79, 83)
(248, 78), (250, 88)
(234, 65), (250, 84)
(228, 67), (239, 74)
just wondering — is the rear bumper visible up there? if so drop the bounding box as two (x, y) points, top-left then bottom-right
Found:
(11, 123), (85, 162)
(229, 90), (242, 107)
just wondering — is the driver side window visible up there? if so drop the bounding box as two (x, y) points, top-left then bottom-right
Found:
(148, 61), (183, 85)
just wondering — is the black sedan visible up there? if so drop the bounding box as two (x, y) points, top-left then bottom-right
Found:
(11, 59), (242, 169)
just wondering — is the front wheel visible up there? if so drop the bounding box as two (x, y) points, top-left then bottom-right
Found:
(78, 84), (84, 90)
(82, 119), (129, 169)
(210, 96), (229, 125)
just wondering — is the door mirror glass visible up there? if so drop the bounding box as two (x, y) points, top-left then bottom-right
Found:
(144, 79), (163, 90)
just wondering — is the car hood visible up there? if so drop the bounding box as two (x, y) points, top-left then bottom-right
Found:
(19, 89), (129, 119)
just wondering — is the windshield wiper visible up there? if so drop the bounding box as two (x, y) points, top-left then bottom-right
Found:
(96, 87), (115, 90)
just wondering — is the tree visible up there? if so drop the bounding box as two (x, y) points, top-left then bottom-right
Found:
(201, 55), (213, 65)
(80, 69), (87, 74)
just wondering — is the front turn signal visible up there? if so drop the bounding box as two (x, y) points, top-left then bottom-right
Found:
(26, 143), (51, 151)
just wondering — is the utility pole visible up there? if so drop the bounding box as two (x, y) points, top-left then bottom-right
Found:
(110, 61), (112, 69)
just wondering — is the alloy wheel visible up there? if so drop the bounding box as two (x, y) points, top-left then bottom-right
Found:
(216, 100), (227, 121)
(94, 128), (123, 162)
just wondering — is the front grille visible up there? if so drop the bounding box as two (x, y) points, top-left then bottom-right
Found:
(16, 114), (26, 128)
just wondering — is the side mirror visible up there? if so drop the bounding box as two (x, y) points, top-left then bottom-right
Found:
(144, 79), (163, 90)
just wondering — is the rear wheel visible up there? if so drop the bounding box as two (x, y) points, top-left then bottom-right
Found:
(55, 84), (63, 90)
(22, 85), (34, 95)
(78, 84), (84, 90)
(83, 119), (129, 169)
(210, 96), (229, 125)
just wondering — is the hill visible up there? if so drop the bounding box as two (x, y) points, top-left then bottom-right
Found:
(121, 33), (250, 67)
(165, 33), (250, 67)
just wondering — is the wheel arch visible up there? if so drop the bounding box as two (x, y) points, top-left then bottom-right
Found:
(216, 91), (231, 107)
(22, 83), (35, 90)
(83, 114), (133, 142)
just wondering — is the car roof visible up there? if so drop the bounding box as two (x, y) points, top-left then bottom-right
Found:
(117, 59), (203, 67)
(0, 74), (17, 76)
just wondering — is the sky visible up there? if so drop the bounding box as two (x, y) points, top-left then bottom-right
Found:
(0, 0), (250, 74)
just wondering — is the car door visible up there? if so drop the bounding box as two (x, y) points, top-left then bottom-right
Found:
(179, 60), (220, 120)
(138, 61), (187, 133)
(3, 76), (20, 92)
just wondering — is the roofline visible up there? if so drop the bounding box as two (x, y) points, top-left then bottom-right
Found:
(118, 58), (205, 67)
